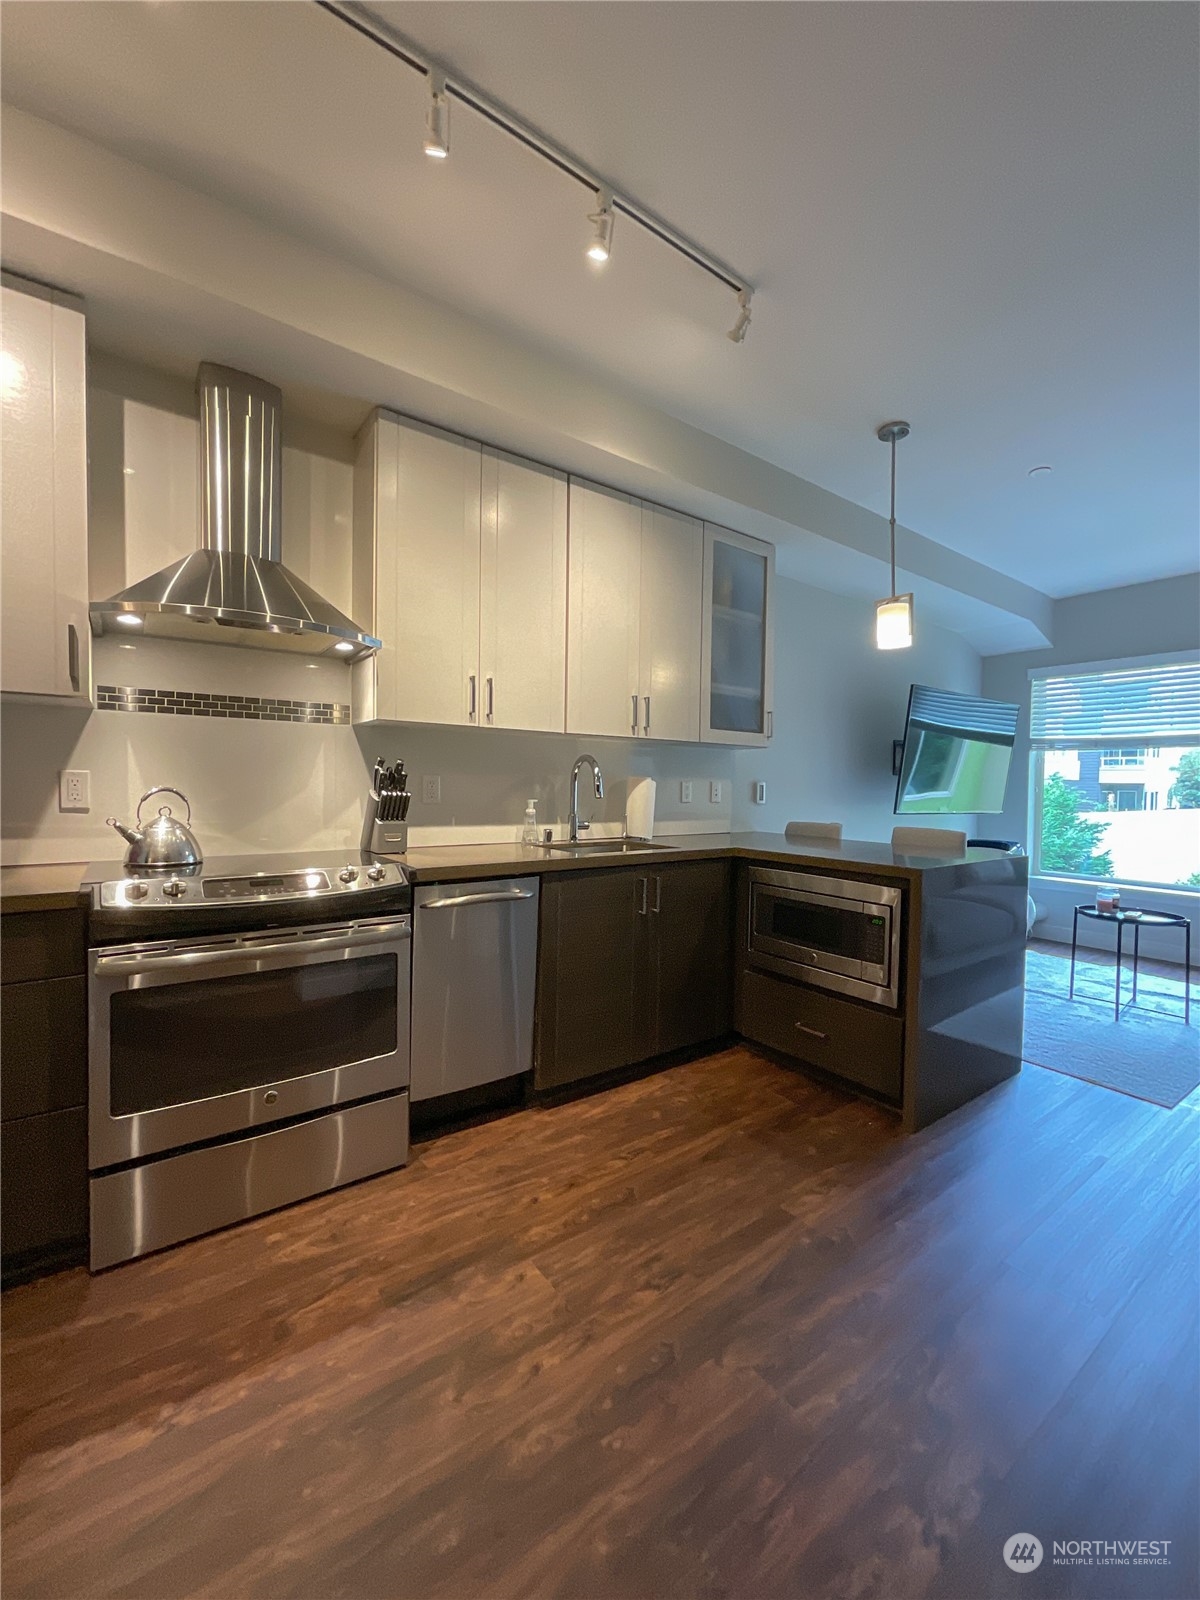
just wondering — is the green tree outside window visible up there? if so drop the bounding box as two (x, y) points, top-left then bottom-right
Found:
(1040, 773), (1114, 876)
(1169, 750), (1200, 809)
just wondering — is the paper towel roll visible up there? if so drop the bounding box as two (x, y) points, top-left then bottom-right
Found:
(626, 777), (656, 841)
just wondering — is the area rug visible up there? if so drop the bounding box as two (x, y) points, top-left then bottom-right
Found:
(1023, 947), (1199, 1109)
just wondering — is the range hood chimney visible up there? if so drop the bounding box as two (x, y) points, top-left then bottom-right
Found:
(90, 364), (380, 659)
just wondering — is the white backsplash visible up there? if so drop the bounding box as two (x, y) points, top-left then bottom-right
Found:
(2, 636), (734, 864)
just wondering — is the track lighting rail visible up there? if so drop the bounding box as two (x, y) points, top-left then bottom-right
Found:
(315, 0), (752, 327)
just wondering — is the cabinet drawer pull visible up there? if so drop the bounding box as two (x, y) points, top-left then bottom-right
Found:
(637, 877), (648, 916)
(67, 623), (80, 694)
(631, 693), (639, 734)
(651, 874), (661, 913)
(468, 674), (477, 719)
(486, 675), (494, 723)
(795, 1023), (828, 1041)
(644, 695), (650, 735)
(766, 709), (773, 738)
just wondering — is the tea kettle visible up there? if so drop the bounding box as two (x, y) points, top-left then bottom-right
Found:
(107, 787), (203, 869)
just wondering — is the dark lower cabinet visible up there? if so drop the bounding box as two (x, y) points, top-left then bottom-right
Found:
(1, 975), (88, 1120)
(535, 860), (733, 1092)
(737, 966), (903, 1103)
(1, 1108), (88, 1276)
(1, 907), (89, 1284)
(652, 859), (734, 1056)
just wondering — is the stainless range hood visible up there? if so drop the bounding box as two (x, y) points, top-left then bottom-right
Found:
(90, 364), (380, 660)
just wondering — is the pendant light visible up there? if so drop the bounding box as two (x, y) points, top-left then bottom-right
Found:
(875, 420), (913, 650)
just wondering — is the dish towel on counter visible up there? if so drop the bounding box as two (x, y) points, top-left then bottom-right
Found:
(626, 777), (656, 841)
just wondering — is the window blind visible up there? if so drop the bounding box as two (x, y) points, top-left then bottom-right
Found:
(1030, 660), (1200, 749)
(909, 684), (1019, 741)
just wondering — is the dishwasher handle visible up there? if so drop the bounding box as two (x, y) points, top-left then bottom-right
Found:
(421, 887), (536, 910)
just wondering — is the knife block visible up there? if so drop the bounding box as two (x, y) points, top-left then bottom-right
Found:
(360, 798), (408, 857)
(362, 819), (408, 857)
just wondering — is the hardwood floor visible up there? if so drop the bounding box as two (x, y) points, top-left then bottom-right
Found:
(3, 1049), (1197, 1600)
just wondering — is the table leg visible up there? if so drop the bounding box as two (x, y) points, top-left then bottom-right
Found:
(1114, 918), (1123, 1022)
(1132, 921), (1140, 1008)
(1069, 907), (1079, 1000)
(1186, 923), (1191, 1027)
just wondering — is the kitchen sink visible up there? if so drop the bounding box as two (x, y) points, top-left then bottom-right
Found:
(539, 839), (677, 855)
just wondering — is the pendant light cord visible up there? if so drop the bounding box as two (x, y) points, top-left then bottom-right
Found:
(888, 434), (897, 599)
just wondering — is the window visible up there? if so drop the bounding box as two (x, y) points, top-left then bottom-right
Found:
(1100, 746), (1159, 766)
(1030, 659), (1200, 889)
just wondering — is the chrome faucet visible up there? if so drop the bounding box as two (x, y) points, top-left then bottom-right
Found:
(569, 755), (604, 842)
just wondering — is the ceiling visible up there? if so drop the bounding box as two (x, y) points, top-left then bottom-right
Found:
(1, 1), (1196, 599)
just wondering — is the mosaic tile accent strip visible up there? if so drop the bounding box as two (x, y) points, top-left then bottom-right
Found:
(96, 686), (350, 725)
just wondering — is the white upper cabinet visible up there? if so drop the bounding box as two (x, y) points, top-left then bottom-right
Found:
(701, 523), (775, 746)
(566, 480), (643, 738)
(479, 448), (567, 733)
(355, 414), (482, 727)
(567, 483), (704, 742)
(639, 503), (703, 742)
(352, 415), (773, 746)
(354, 414), (567, 732)
(0, 274), (91, 702)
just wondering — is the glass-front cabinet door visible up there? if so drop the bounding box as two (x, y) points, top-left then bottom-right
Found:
(701, 524), (775, 745)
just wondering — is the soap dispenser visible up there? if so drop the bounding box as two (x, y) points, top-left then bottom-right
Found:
(522, 799), (539, 845)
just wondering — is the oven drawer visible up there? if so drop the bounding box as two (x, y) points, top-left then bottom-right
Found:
(90, 1091), (409, 1271)
(737, 968), (903, 1102)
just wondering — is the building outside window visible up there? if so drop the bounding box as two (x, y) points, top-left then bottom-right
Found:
(1030, 657), (1200, 889)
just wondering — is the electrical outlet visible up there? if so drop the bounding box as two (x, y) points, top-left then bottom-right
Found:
(680, 780), (693, 804)
(421, 775), (442, 805)
(753, 781), (767, 805)
(710, 780), (723, 805)
(59, 770), (90, 812)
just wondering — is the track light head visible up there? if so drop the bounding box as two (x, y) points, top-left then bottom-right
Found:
(727, 289), (752, 343)
(424, 71), (450, 159)
(586, 188), (614, 263)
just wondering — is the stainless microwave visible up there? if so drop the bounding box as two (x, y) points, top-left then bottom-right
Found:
(747, 868), (902, 1009)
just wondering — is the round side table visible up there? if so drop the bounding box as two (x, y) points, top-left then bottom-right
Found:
(1070, 904), (1191, 1023)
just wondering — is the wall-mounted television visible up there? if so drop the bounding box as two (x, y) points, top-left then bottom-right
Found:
(894, 684), (1019, 815)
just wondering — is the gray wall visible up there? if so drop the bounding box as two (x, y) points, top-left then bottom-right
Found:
(732, 575), (983, 841)
(982, 572), (1200, 963)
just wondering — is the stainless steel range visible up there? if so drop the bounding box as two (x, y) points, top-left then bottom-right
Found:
(82, 851), (412, 1270)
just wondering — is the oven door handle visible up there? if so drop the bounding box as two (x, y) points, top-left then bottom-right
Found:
(93, 920), (410, 976)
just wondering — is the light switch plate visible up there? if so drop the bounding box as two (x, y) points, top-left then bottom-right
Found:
(421, 775), (441, 804)
(753, 781), (767, 805)
(710, 780), (723, 805)
(680, 781), (693, 804)
(59, 769), (90, 811)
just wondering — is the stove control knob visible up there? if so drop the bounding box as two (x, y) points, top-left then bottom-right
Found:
(124, 881), (149, 901)
(366, 865), (386, 883)
(338, 866), (360, 884)
(162, 878), (188, 898)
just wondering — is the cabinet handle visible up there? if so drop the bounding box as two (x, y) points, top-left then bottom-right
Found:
(486, 675), (494, 723)
(468, 674), (477, 720)
(795, 1023), (828, 1041)
(643, 695), (651, 735)
(651, 874), (661, 913)
(637, 877), (648, 916)
(766, 710), (773, 738)
(67, 623), (80, 694)
(632, 693), (639, 735)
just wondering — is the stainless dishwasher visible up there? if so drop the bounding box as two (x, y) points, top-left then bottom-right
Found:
(411, 877), (540, 1101)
